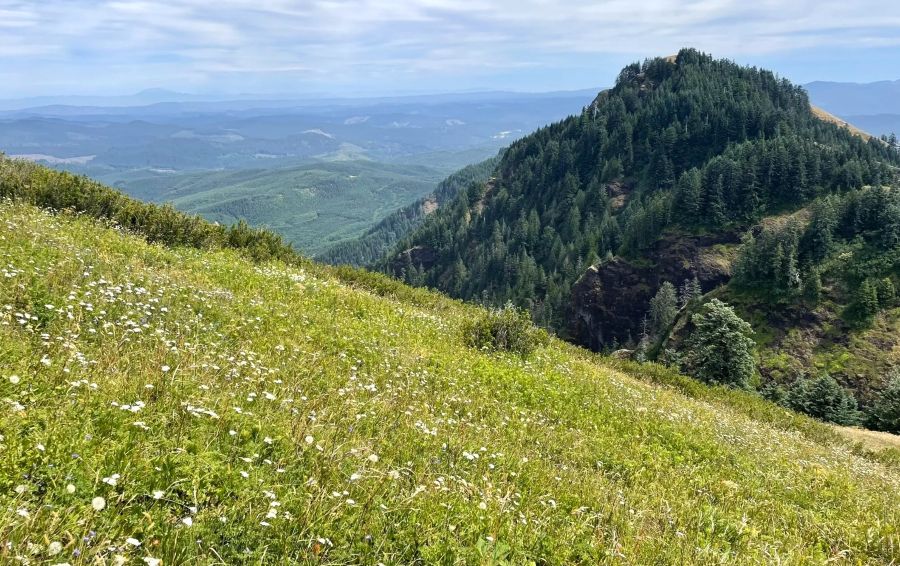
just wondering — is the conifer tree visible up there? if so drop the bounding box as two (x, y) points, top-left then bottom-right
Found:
(788, 373), (860, 425)
(682, 299), (756, 388)
(649, 281), (678, 333)
(867, 370), (900, 433)
(858, 279), (881, 319)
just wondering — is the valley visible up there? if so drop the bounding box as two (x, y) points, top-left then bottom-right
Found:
(0, 90), (592, 254)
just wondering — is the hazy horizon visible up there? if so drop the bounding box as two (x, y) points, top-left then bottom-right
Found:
(2, 1), (900, 99)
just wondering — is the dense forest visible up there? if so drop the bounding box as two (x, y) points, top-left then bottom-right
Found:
(317, 156), (499, 266)
(381, 50), (898, 329)
(377, 49), (900, 430)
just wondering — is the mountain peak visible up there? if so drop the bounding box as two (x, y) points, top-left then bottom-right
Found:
(379, 53), (900, 433)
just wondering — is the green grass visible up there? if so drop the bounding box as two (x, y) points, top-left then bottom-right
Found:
(106, 160), (448, 255)
(1, 201), (899, 564)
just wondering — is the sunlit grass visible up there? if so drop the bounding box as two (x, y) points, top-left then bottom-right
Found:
(1, 202), (898, 564)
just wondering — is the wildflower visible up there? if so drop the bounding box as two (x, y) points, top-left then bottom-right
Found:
(263, 437), (273, 445)
(8, 375), (19, 385)
(91, 496), (106, 511)
(304, 435), (314, 445)
(161, 365), (170, 373)
(143, 557), (161, 566)
(152, 490), (164, 499)
(478, 501), (488, 510)
(368, 454), (379, 463)
(48, 541), (63, 556)
(181, 516), (193, 527)
(126, 537), (141, 547)
(14, 484), (27, 494)
(66, 484), (76, 494)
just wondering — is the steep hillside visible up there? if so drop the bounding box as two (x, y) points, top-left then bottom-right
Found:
(2, 158), (900, 563)
(379, 49), (900, 429)
(318, 155), (499, 266)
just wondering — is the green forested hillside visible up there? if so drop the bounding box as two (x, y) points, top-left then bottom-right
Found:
(317, 155), (500, 266)
(382, 49), (898, 325)
(110, 160), (447, 255)
(379, 49), (900, 431)
(1, 157), (899, 564)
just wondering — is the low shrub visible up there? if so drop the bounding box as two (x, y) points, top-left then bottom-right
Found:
(463, 302), (547, 357)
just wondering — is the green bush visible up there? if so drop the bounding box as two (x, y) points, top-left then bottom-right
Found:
(463, 302), (547, 357)
(0, 156), (303, 266)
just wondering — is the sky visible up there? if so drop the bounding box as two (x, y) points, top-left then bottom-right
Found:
(2, 0), (900, 98)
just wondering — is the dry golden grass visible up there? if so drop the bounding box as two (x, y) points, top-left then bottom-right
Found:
(811, 105), (873, 140)
(836, 425), (900, 451)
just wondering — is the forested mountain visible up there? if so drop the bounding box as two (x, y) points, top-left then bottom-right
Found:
(317, 155), (499, 266)
(380, 49), (900, 430)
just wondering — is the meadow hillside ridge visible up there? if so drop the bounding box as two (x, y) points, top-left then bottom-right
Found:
(0, 157), (898, 562)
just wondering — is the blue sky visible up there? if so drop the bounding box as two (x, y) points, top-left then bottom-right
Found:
(2, 0), (899, 98)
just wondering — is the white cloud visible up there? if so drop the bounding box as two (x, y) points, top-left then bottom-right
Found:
(1, 0), (898, 96)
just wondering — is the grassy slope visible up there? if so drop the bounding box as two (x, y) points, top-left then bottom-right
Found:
(1, 202), (899, 564)
(105, 161), (447, 255)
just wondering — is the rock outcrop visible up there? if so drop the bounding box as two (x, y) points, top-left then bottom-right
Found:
(569, 231), (740, 350)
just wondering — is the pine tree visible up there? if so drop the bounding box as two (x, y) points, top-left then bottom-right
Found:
(858, 279), (881, 319)
(802, 268), (822, 305)
(682, 299), (756, 388)
(679, 277), (700, 308)
(649, 281), (678, 334)
(674, 168), (701, 220)
(876, 278), (896, 308)
(600, 158), (623, 182)
(690, 276), (702, 300)
(788, 373), (860, 425)
(867, 370), (900, 433)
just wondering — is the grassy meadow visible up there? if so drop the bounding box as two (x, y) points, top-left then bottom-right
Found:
(1, 201), (899, 564)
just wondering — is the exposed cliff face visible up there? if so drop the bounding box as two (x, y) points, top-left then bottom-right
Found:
(569, 231), (740, 350)
(392, 245), (438, 273)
